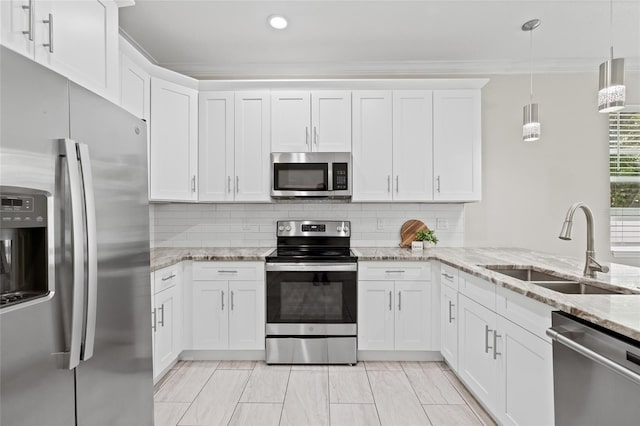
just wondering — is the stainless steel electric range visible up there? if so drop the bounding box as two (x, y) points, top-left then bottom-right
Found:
(265, 220), (357, 365)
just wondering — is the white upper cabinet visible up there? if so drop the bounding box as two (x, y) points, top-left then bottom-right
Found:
(234, 91), (271, 202)
(272, 90), (351, 152)
(149, 77), (198, 201)
(120, 53), (150, 121)
(433, 90), (481, 201)
(1, 0), (119, 101)
(352, 91), (394, 201)
(198, 91), (235, 202)
(392, 90), (434, 201)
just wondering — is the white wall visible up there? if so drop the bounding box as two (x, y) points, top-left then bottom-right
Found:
(465, 71), (640, 267)
(151, 202), (464, 248)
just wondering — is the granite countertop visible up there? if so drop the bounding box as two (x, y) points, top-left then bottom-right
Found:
(151, 245), (640, 341)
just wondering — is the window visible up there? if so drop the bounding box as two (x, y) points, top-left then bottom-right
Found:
(609, 111), (640, 252)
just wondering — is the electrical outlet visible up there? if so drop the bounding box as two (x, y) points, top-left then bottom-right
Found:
(377, 218), (384, 230)
(436, 218), (449, 230)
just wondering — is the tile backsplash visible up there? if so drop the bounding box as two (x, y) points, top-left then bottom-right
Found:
(150, 202), (464, 248)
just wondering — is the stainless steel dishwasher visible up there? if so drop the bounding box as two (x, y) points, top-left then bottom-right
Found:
(547, 312), (640, 426)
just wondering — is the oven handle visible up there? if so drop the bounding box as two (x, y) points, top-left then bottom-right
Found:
(266, 263), (357, 272)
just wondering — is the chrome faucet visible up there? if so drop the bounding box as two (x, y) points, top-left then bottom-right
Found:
(558, 202), (609, 278)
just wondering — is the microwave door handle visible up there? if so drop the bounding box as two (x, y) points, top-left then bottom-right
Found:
(77, 143), (97, 361)
(60, 139), (85, 370)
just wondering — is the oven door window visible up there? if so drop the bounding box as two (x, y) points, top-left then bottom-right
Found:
(267, 270), (356, 324)
(273, 163), (328, 191)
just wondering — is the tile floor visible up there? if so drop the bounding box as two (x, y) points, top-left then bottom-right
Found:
(154, 360), (497, 426)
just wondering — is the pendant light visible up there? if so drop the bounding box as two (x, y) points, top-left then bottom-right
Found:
(522, 19), (541, 142)
(598, 0), (625, 113)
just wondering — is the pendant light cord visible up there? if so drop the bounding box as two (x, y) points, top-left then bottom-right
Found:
(610, 0), (614, 59)
(529, 27), (534, 103)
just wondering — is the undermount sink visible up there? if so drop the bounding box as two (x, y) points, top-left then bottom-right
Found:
(481, 265), (623, 295)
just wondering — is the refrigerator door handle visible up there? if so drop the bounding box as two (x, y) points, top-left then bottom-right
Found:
(60, 138), (86, 370)
(77, 143), (97, 361)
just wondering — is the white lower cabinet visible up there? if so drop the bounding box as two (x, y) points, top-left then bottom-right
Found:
(191, 262), (265, 351)
(152, 264), (183, 382)
(440, 282), (458, 370)
(358, 262), (432, 351)
(453, 271), (554, 426)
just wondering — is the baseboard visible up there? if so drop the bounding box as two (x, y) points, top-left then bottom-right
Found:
(180, 350), (266, 361)
(357, 350), (443, 361)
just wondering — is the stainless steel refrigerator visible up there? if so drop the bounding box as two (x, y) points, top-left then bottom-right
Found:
(0, 46), (154, 425)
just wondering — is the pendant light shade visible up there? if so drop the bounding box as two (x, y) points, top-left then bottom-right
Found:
(522, 19), (541, 142)
(523, 103), (540, 141)
(598, 0), (625, 113)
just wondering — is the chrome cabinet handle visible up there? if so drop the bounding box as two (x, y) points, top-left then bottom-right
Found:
(442, 272), (454, 280)
(230, 291), (235, 311)
(158, 304), (165, 327)
(485, 325), (493, 353)
(42, 13), (53, 53)
(493, 331), (501, 360)
(191, 175), (196, 193)
(387, 175), (391, 193)
(60, 139), (85, 370)
(305, 127), (309, 146)
(385, 270), (405, 273)
(218, 270), (238, 274)
(236, 176), (239, 193)
(313, 126), (318, 145)
(448, 301), (455, 323)
(436, 175), (441, 193)
(161, 273), (176, 281)
(221, 290), (225, 311)
(398, 291), (402, 311)
(388, 291), (392, 311)
(227, 176), (231, 193)
(77, 144), (97, 362)
(395, 176), (399, 193)
(22, 0), (34, 40)
(152, 308), (157, 332)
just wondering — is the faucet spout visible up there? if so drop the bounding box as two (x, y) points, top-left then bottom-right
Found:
(558, 202), (608, 278)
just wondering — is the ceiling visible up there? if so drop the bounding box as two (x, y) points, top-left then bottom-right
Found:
(119, 0), (640, 79)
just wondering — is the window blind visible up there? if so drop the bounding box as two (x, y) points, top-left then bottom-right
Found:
(609, 111), (640, 249)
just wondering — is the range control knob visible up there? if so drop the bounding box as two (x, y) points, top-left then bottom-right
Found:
(285, 225), (292, 231)
(278, 225), (284, 232)
(344, 226), (349, 233)
(336, 226), (341, 232)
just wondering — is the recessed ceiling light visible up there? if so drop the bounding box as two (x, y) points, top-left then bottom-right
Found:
(268, 15), (288, 30)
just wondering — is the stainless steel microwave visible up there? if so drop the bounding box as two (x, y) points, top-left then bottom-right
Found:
(271, 152), (352, 199)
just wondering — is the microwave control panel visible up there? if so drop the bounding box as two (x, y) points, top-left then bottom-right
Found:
(332, 163), (349, 190)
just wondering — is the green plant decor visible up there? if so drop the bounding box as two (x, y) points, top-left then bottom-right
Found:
(415, 229), (438, 245)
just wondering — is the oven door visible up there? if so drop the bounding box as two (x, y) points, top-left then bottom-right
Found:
(266, 263), (357, 336)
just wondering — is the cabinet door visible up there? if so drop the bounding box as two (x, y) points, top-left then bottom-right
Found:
(358, 281), (394, 350)
(234, 91), (271, 202)
(154, 288), (177, 374)
(229, 281), (265, 350)
(149, 77), (198, 201)
(311, 91), (351, 152)
(34, 0), (119, 101)
(352, 91), (393, 201)
(433, 90), (481, 201)
(271, 91), (311, 152)
(199, 91), (235, 201)
(394, 281), (431, 350)
(1, 0), (35, 58)
(120, 53), (150, 120)
(440, 283), (458, 370)
(458, 294), (497, 414)
(392, 90), (434, 201)
(496, 317), (554, 426)
(192, 281), (229, 350)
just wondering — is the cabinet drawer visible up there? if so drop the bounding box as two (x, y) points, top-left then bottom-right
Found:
(496, 286), (553, 343)
(192, 261), (264, 281)
(154, 263), (182, 294)
(459, 271), (495, 311)
(358, 261), (431, 281)
(440, 263), (459, 290)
